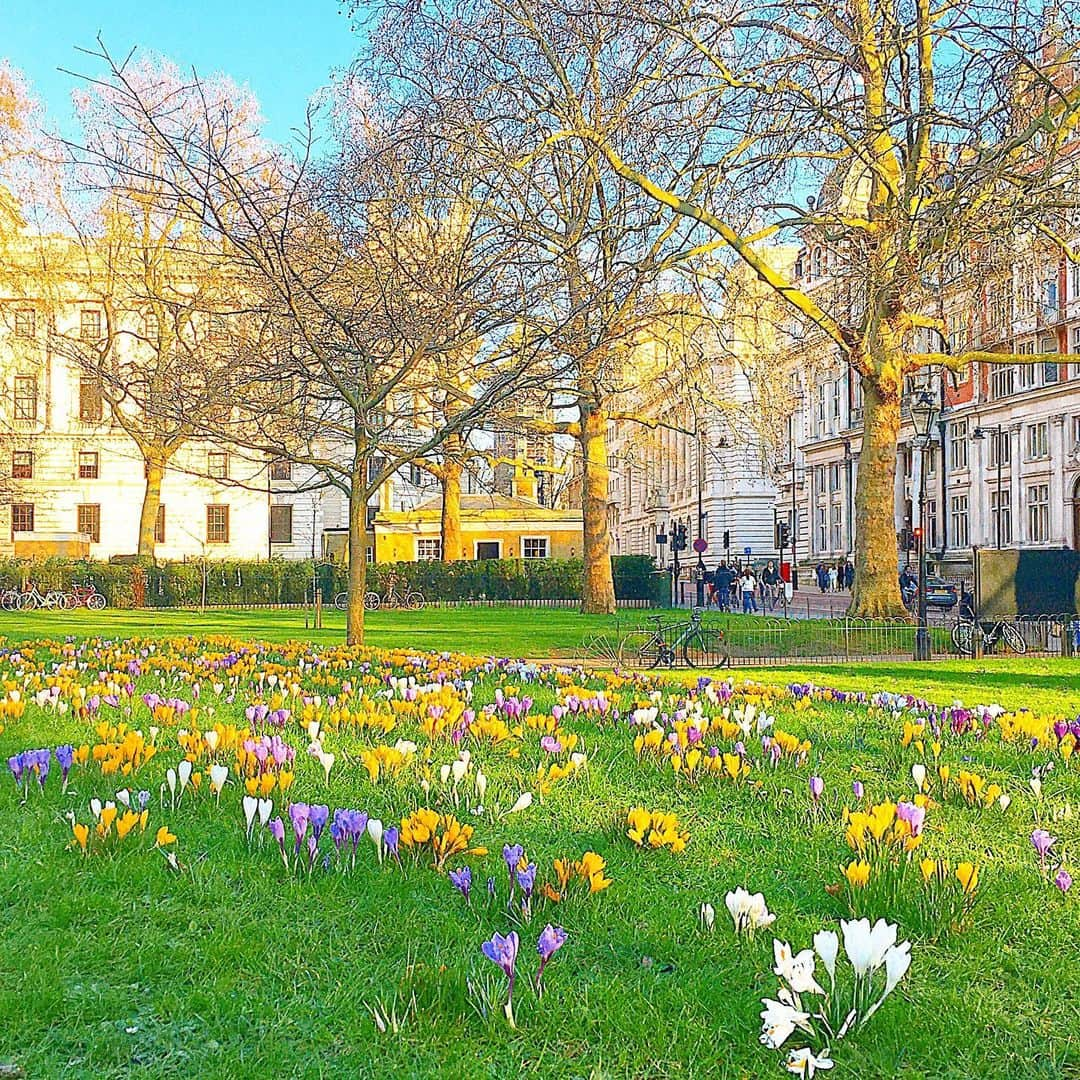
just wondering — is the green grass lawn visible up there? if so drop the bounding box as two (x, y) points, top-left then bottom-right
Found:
(0, 621), (1078, 1077)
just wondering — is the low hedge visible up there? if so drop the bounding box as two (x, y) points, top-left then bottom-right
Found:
(0, 555), (662, 608)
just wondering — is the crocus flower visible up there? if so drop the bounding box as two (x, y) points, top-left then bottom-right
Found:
(55, 745), (74, 789)
(268, 816), (287, 866)
(539, 735), (562, 754)
(1055, 868), (1072, 892)
(7, 755), (22, 786)
(503, 843), (524, 879)
(449, 866), (472, 903)
(1032, 829), (1056, 869)
(809, 776), (824, 802)
(383, 825), (400, 863)
(481, 930), (520, 1027)
(309, 804), (329, 844)
(289, 802), (310, 853)
(784, 1047), (834, 1077)
(516, 863), (537, 899)
(535, 924), (567, 995)
(852, 780), (864, 800)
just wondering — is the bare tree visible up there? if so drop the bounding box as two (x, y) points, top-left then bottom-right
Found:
(353, 0), (741, 612)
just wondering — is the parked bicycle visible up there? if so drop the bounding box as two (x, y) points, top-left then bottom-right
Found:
(65, 583), (107, 610)
(17, 585), (71, 611)
(952, 617), (1026, 655)
(334, 579), (425, 612)
(620, 609), (728, 668)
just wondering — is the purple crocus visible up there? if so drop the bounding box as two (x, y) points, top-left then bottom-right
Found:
(539, 735), (562, 754)
(1055, 869), (1072, 892)
(535, 924), (567, 995)
(852, 780), (864, 800)
(7, 754), (23, 786)
(809, 776), (824, 802)
(516, 862), (537, 899)
(55, 745), (74, 789)
(481, 930), (520, 1027)
(1032, 829), (1056, 865)
(896, 801), (926, 837)
(384, 826), (400, 863)
(309, 804), (329, 844)
(449, 866), (472, 903)
(486, 876), (497, 900)
(289, 802), (310, 854)
(503, 843), (524, 878)
(268, 816), (287, 866)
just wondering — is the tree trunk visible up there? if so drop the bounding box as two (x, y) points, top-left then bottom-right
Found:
(578, 406), (616, 614)
(137, 447), (167, 558)
(346, 468), (367, 646)
(849, 372), (907, 618)
(441, 459), (463, 562)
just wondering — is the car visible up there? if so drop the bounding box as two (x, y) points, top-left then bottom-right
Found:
(923, 577), (959, 608)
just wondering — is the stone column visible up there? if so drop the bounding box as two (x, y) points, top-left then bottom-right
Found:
(1009, 423), (1023, 545)
(1051, 416), (1066, 545)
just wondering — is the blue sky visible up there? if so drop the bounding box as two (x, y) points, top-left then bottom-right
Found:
(1, 0), (359, 144)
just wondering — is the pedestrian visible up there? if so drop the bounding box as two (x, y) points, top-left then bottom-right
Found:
(740, 568), (758, 614)
(703, 566), (716, 607)
(761, 560), (780, 610)
(714, 562), (732, 612)
(843, 560), (854, 590)
(816, 562), (827, 593)
(828, 564), (838, 592)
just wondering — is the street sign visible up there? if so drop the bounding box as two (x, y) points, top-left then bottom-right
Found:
(744, 546), (752, 556)
(692, 538), (708, 553)
(656, 533), (668, 545)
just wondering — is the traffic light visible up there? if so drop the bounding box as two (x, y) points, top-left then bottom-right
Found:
(776, 521), (790, 549)
(912, 526), (923, 550)
(723, 529), (731, 549)
(673, 523), (688, 552)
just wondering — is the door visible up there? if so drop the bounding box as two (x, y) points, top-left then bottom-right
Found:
(1073, 477), (1080, 549)
(475, 541), (501, 560)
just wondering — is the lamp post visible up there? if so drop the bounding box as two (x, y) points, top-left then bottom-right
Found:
(911, 391), (940, 661)
(842, 438), (854, 566)
(972, 424), (1004, 549)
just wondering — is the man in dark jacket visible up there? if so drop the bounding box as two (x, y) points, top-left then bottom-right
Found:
(713, 562), (733, 611)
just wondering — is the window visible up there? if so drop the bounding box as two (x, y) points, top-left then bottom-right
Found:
(366, 546), (374, 563)
(76, 504), (101, 544)
(13, 375), (37, 421)
(11, 503), (34, 536)
(830, 504), (842, 551)
(1072, 414), (1080, 450)
(206, 504), (230, 544)
(408, 463), (426, 487)
(815, 465), (826, 493)
(13, 309), (35, 337)
(367, 456), (384, 487)
(417, 538), (442, 560)
(990, 365), (1014, 399)
(365, 505), (378, 530)
(988, 429), (1011, 468)
(950, 421), (968, 470)
(155, 504), (166, 544)
(816, 506), (827, 551)
(817, 385), (826, 426)
(1027, 483), (1049, 542)
(925, 499), (939, 549)
(1072, 327), (1080, 378)
(949, 494), (969, 548)
(269, 504), (293, 544)
(80, 309), (102, 340)
(1072, 261), (1080, 302)
(269, 460), (292, 481)
(208, 451), (229, 479)
(828, 463), (841, 493)
(78, 451), (99, 479)
(79, 378), (103, 423)
(990, 488), (1012, 546)
(523, 537), (549, 559)
(11, 451), (32, 479)
(1026, 421), (1049, 460)
(831, 379), (841, 419)
(925, 446), (937, 477)
(142, 311), (159, 340)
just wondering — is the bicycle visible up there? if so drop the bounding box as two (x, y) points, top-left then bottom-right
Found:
(18, 586), (70, 611)
(620, 609), (728, 668)
(334, 581), (425, 612)
(0, 589), (20, 612)
(951, 617), (1026, 656)
(65, 583), (107, 610)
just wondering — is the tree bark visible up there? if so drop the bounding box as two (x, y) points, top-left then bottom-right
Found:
(578, 406), (616, 614)
(346, 464), (367, 646)
(137, 446), (167, 558)
(849, 371), (907, 618)
(441, 460), (463, 562)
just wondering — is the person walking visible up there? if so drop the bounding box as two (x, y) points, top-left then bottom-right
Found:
(740, 568), (758, 614)
(828, 564), (839, 593)
(843, 560), (855, 590)
(761, 560), (780, 610)
(714, 562), (733, 612)
(816, 562), (827, 593)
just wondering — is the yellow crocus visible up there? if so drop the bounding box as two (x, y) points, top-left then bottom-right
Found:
(956, 862), (979, 894)
(72, 822), (89, 852)
(919, 857), (936, 882)
(155, 825), (177, 847)
(843, 859), (871, 887)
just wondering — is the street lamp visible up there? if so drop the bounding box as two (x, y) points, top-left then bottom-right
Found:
(910, 390), (940, 661)
(971, 424), (1004, 549)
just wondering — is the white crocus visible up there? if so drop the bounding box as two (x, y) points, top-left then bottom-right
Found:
(785, 1047), (834, 1077)
(911, 763), (926, 792)
(204, 729), (220, 753)
(257, 798), (273, 826)
(440, 764), (452, 785)
(451, 758), (469, 784)
(881, 941), (912, 1000)
(475, 770), (487, 803)
(242, 795), (258, 837)
(115, 789), (131, 808)
(90, 798), (103, 820)
(841, 918), (897, 978)
(177, 759), (192, 793)
(813, 929), (839, 985)
(210, 764), (229, 796)
(367, 818), (384, 862)
(998, 793), (1011, 812)
(726, 888), (776, 937)
(759, 995), (812, 1050)
(507, 791), (533, 815)
(700, 902), (716, 930)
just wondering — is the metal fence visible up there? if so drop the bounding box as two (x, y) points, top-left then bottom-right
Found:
(582, 612), (1080, 669)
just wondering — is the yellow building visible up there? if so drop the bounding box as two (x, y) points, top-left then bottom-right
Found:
(375, 491), (583, 562)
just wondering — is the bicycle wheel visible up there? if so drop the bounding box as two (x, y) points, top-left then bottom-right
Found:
(618, 630), (669, 669)
(951, 620), (975, 655)
(333, 592), (348, 611)
(405, 592), (424, 610)
(18, 593), (38, 611)
(683, 629), (729, 668)
(363, 592), (381, 611)
(1000, 622), (1027, 654)
(1, 592), (17, 612)
(87, 593), (106, 610)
